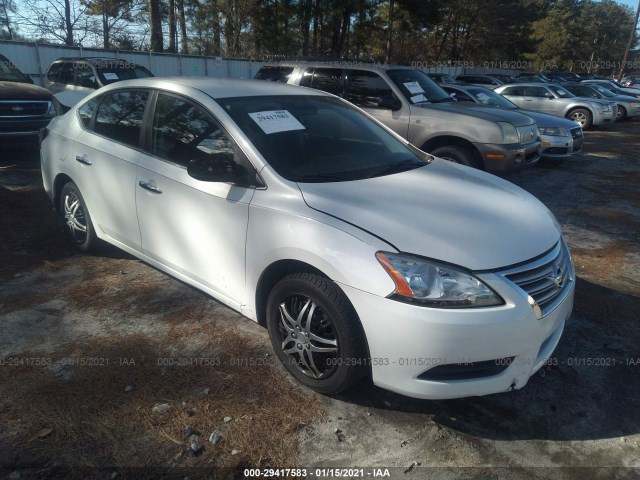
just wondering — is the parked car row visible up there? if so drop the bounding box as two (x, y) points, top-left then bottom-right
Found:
(256, 63), (543, 172)
(0, 54), (153, 143)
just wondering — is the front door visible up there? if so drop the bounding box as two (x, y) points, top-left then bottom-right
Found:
(135, 92), (254, 308)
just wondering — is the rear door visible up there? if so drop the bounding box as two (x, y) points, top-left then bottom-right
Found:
(72, 89), (148, 250)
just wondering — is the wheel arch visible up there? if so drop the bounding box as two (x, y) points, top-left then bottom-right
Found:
(255, 259), (331, 328)
(53, 173), (75, 213)
(421, 136), (485, 169)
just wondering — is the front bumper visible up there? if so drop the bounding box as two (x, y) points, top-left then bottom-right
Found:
(0, 117), (53, 142)
(540, 130), (583, 158)
(339, 246), (575, 400)
(475, 139), (541, 173)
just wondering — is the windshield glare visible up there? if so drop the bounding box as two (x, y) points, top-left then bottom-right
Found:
(218, 95), (429, 183)
(386, 69), (452, 104)
(466, 88), (518, 109)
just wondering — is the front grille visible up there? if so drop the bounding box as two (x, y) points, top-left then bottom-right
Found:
(543, 147), (568, 155)
(417, 358), (514, 381)
(0, 101), (49, 117)
(502, 241), (573, 316)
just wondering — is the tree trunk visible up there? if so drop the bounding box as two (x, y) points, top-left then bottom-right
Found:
(64, 0), (73, 45)
(313, 0), (320, 54)
(386, 0), (394, 62)
(301, 0), (312, 55)
(148, 0), (163, 51)
(103, 8), (109, 49)
(177, 0), (188, 54)
(168, 0), (176, 52)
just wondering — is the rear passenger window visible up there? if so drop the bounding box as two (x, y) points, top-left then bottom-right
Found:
(255, 66), (294, 83)
(501, 86), (526, 96)
(301, 68), (342, 95)
(347, 71), (394, 108)
(94, 90), (148, 148)
(151, 93), (235, 167)
(75, 63), (98, 89)
(47, 62), (73, 84)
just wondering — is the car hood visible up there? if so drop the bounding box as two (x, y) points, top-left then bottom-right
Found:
(297, 160), (559, 271)
(415, 102), (535, 127)
(0, 81), (52, 100)
(608, 94), (640, 103)
(519, 110), (580, 129)
(574, 96), (615, 107)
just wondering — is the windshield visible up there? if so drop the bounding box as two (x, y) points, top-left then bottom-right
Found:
(0, 57), (29, 82)
(566, 85), (600, 98)
(466, 87), (518, 109)
(96, 64), (153, 85)
(217, 95), (429, 183)
(591, 85), (615, 97)
(386, 69), (452, 104)
(549, 85), (575, 98)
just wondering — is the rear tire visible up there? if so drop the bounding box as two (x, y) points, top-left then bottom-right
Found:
(59, 182), (97, 252)
(430, 145), (481, 169)
(567, 108), (593, 129)
(266, 273), (367, 395)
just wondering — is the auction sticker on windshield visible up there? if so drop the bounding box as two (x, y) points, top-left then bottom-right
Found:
(404, 82), (425, 95)
(103, 72), (119, 80)
(249, 110), (306, 134)
(410, 94), (427, 103)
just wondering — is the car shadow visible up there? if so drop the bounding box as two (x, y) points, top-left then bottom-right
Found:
(333, 278), (640, 442)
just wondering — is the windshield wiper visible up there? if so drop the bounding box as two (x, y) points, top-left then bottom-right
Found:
(366, 159), (425, 178)
(296, 173), (350, 183)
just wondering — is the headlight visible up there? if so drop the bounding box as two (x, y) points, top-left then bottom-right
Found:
(376, 252), (504, 308)
(46, 101), (58, 117)
(538, 126), (567, 136)
(631, 103), (640, 108)
(497, 122), (519, 144)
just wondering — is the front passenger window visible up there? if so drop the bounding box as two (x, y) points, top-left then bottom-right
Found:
(151, 93), (235, 167)
(347, 71), (394, 109)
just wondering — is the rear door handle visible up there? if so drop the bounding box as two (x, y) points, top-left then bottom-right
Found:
(138, 180), (162, 194)
(75, 155), (92, 165)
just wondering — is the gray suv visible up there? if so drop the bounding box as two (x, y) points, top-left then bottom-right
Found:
(255, 63), (541, 173)
(494, 83), (617, 129)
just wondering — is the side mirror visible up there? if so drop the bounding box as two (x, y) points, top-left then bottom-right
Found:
(545, 93), (554, 99)
(378, 95), (402, 110)
(25, 74), (35, 84)
(449, 93), (457, 101)
(187, 153), (244, 183)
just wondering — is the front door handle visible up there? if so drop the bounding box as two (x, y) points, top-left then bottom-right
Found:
(138, 180), (162, 194)
(75, 155), (92, 165)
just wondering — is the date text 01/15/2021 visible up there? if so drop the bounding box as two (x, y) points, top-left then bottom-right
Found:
(243, 468), (391, 477)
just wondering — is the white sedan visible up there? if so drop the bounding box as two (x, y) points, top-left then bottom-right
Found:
(41, 77), (575, 399)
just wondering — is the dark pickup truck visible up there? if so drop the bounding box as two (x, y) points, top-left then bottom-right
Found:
(0, 54), (57, 144)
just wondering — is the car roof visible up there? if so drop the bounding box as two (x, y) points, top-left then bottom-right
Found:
(100, 76), (329, 99)
(52, 57), (140, 65)
(498, 83), (554, 87)
(259, 61), (411, 72)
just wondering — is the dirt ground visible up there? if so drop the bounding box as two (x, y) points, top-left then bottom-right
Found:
(0, 120), (639, 480)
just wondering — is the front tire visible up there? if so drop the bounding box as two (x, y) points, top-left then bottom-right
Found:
(567, 108), (593, 129)
(59, 181), (97, 252)
(430, 145), (481, 169)
(617, 105), (627, 121)
(266, 273), (367, 394)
